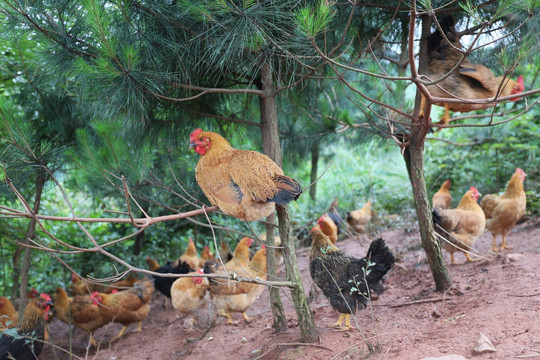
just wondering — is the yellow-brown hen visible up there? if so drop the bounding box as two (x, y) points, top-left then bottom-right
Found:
(432, 179), (452, 209)
(189, 129), (302, 221)
(480, 168), (526, 252)
(424, 16), (524, 125)
(433, 187), (485, 265)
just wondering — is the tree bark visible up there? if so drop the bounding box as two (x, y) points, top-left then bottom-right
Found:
(405, 13), (451, 291)
(309, 141), (320, 202)
(276, 205), (318, 343)
(259, 61), (317, 340)
(17, 168), (47, 319)
(259, 61), (287, 333)
(404, 139), (452, 291)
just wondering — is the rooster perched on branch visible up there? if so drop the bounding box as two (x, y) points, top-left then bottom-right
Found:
(189, 129), (302, 221)
(424, 16), (525, 125)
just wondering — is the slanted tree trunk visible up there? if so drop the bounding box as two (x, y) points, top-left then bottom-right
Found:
(309, 141), (320, 201)
(404, 138), (452, 291)
(403, 14), (451, 292)
(260, 61), (317, 340)
(259, 61), (287, 333)
(17, 168), (47, 319)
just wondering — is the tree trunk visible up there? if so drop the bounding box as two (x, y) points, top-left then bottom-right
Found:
(276, 205), (318, 343)
(18, 168), (47, 319)
(259, 61), (317, 340)
(401, 14), (452, 292)
(259, 61), (287, 333)
(403, 139), (452, 291)
(263, 214), (287, 333)
(309, 141), (320, 202)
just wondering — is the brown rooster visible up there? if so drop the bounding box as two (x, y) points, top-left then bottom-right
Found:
(425, 16), (524, 124)
(189, 129), (302, 221)
(433, 187), (486, 264)
(432, 179), (452, 209)
(480, 168), (526, 251)
(91, 278), (154, 342)
(0, 293), (53, 360)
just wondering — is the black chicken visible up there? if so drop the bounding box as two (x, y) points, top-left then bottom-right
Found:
(309, 229), (394, 330)
(152, 260), (193, 298)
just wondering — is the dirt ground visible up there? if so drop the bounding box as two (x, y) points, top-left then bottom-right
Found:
(40, 218), (540, 360)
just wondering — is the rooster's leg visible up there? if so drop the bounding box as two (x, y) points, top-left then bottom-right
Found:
(242, 312), (252, 323)
(464, 253), (477, 263)
(88, 333), (97, 347)
(442, 104), (450, 125)
(330, 313), (345, 328)
(331, 313), (353, 331)
(500, 233), (512, 250)
(491, 235), (500, 252)
(110, 326), (127, 343)
(419, 96), (426, 119)
(450, 252), (456, 265)
(220, 311), (234, 324)
(135, 320), (143, 332)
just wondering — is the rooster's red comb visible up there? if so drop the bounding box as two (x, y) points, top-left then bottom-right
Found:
(190, 128), (203, 142)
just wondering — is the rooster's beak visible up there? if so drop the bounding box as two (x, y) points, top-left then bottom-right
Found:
(188, 142), (196, 150)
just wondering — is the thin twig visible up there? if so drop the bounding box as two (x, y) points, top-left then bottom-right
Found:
(390, 297), (452, 308)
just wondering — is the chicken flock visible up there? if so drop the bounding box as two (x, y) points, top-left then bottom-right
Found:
(1, 15), (531, 355)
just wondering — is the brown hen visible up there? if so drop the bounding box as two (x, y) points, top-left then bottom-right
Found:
(424, 16), (524, 124)
(432, 179), (452, 209)
(189, 129), (302, 221)
(480, 168), (526, 251)
(433, 187), (485, 264)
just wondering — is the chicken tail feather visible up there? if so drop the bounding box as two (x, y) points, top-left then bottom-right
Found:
(267, 175), (302, 205)
(364, 238), (395, 295)
(432, 208), (442, 226)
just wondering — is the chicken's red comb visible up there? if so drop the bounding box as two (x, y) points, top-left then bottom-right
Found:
(40, 293), (51, 302)
(111, 289), (118, 294)
(517, 75), (524, 86)
(445, 179), (451, 185)
(190, 128), (203, 142)
(311, 226), (319, 232)
(197, 268), (204, 274)
(516, 168), (526, 175)
(469, 186), (478, 193)
(261, 244), (266, 249)
(204, 246), (209, 250)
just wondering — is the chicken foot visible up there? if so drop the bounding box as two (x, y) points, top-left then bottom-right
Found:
(241, 312), (252, 323)
(492, 233), (513, 252)
(220, 311), (234, 324)
(330, 313), (352, 331)
(109, 325), (127, 343)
